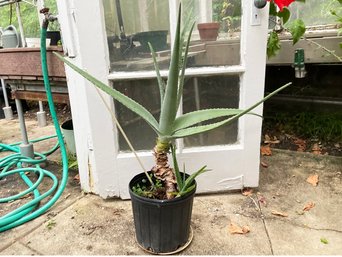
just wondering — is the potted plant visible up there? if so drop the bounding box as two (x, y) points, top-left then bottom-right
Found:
(197, 22), (221, 41)
(55, 4), (291, 254)
(197, 0), (242, 41)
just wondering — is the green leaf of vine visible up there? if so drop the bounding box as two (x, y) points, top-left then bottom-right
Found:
(288, 19), (306, 45)
(267, 31), (281, 58)
(269, 2), (278, 16)
(277, 8), (291, 24)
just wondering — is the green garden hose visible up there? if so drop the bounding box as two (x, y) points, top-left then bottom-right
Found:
(0, 19), (69, 232)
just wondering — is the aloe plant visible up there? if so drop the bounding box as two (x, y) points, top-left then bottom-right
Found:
(54, 4), (291, 199)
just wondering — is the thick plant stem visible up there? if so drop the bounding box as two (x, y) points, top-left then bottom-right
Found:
(151, 140), (177, 199)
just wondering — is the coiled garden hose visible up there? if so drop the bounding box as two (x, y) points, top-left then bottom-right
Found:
(0, 19), (69, 232)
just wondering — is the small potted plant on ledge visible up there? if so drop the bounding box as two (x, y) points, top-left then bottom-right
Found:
(197, 0), (242, 41)
(55, 4), (291, 254)
(197, 22), (221, 41)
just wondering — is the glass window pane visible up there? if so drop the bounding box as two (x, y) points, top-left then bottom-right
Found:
(103, 0), (170, 72)
(113, 79), (161, 151)
(182, 0), (241, 67)
(286, 0), (340, 26)
(183, 75), (240, 147)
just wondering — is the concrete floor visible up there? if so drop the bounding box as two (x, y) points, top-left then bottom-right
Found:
(1, 117), (342, 255)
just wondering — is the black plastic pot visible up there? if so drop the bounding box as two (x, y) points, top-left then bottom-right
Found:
(129, 172), (196, 254)
(132, 30), (168, 53)
(46, 31), (61, 45)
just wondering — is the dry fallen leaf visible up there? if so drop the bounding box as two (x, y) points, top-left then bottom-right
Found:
(312, 143), (322, 155)
(261, 161), (268, 168)
(294, 138), (306, 152)
(242, 225), (250, 234)
(306, 174), (319, 186)
(303, 202), (315, 211)
(242, 188), (253, 196)
(74, 174), (80, 181)
(264, 134), (280, 144)
(264, 134), (271, 142)
(229, 222), (250, 234)
(258, 195), (267, 206)
(261, 145), (272, 156)
(271, 210), (288, 217)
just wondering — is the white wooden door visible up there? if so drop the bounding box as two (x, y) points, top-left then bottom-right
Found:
(57, 0), (270, 199)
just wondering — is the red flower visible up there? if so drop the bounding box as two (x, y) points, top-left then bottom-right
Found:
(268, 0), (295, 11)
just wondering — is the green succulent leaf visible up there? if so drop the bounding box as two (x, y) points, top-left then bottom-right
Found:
(171, 118), (236, 138)
(148, 42), (165, 105)
(177, 184), (196, 197)
(267, 31), (281, 59)
(179, 165), (209, 196)
(171, 82), (292, 139)
(158, 5), (182, 135)
(177, 21), (195, 109)
(170, 144), (183, 191)
(172, 108), (261, 132)
(288, 19), (306, 45)
(54, 52), (160, 134)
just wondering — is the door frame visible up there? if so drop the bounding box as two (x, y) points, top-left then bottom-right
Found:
(56, 0), (270, 199)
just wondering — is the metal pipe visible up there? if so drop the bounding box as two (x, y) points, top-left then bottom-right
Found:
(38, 100), (44, 112)
(15, 1), (27, 47)
(115, 0), (126, 38)
(1, 78), (10, 107)
(15, 99), (29, 145)
(15, 98), (34, 157)
(1, 78), (13, 120)
(35, 0), (45, 28)
(0, 0), (16, 7)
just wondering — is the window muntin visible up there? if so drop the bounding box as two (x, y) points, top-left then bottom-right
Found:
(104, 0), (244, 152)
(183, 75), (240, 147)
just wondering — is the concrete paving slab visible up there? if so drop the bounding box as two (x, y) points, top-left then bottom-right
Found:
(258, 150), (342, 255)
(0, 118), (61, 162)
(264, 218), (342, 255)
(1, 116), (81, 250)
(0, 162), (83, 251)
(13, 193), (272, 255)
(182, 194), (272, 255)
(2, 113), (342, 255)
(17, 195), (143, 255)
(0, 241), (42, 255)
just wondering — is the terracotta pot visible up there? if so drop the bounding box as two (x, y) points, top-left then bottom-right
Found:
(197, 22), (220, 41)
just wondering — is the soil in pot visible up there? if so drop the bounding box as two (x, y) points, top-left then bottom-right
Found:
(129, 172), (196, 254)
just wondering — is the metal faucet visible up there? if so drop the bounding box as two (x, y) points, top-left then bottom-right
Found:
(40, 7), (58, 29)
(294, 48), (306, 78)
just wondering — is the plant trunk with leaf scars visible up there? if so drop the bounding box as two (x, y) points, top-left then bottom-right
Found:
(151, 141), (177, 199)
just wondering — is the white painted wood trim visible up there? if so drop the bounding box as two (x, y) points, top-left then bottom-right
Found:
(198, 0), (212, 23)
(56, 0), (119, 198)
(108, 65), (245, 80)
(239, 1), (270, 186)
